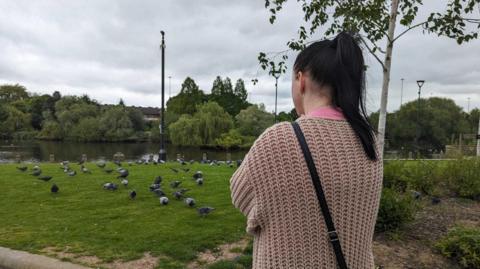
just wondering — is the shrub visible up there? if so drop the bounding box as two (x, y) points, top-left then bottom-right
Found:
(383, 161), (409, 192)
(443, 158), (480, 200)
(436, 225), (480, 269)
(375, 187), (418, 232)
(403, 160), (441, 195)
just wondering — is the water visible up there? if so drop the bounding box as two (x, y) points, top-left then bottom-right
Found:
(0, 140), (249, 163)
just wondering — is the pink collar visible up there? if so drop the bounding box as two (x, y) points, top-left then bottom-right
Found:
(303, 106), (345, 120)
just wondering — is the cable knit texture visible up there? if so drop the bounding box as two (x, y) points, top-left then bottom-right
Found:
(230, 116), (383, 269)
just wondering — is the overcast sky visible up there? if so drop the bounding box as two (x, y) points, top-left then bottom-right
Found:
(1, 0), (479, 114)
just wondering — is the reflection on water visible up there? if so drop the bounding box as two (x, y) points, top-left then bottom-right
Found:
(0, 140), (248, 163)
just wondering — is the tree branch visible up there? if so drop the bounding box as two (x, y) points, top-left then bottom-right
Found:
(392, 21), (427, 43)
(358, 36), (386, 71)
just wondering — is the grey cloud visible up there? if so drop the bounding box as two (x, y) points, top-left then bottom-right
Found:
(0, 0), (479, 113)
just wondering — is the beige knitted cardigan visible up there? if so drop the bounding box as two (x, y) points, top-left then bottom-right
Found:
(230, 116), (383, 269)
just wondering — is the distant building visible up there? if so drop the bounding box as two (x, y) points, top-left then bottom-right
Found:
(101, 104), (161, 122)
(132, 106), (161, 121)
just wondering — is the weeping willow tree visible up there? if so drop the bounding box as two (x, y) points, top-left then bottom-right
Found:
(195, 101), (234, 146)
(169, 114), (202, 146)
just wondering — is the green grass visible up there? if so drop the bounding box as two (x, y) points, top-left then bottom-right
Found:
(0, 161), (246, 267)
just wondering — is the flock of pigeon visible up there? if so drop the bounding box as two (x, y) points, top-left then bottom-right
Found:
(16, 157), (243, 217)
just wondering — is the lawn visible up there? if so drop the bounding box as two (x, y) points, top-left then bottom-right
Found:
(0, 161), (246, 268)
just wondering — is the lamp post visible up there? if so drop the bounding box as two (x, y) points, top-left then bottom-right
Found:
(159, 31), (166, 162)
(272, 69), (281, 124)
(415, 80), (425, 157)
(400, 78), (404, 108)
(168, 76), (172, 100)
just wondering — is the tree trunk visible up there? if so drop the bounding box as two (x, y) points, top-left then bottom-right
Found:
(477, 116), (480, 157)
(377, 0), (400, 159)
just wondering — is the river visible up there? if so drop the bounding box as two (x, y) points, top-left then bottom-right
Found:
(0, 140), (249, 163)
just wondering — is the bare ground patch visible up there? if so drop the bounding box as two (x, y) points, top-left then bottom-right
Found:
(40, 247), (160, 269)
(187, 237), (250, 269)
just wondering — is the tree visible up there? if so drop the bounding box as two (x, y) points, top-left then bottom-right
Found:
(0, 84), (29, 103)
(55, 97), (100, 135)
(195, 101), (234, 145)
(99, 106), (134, 141)
(216, 129), (243, 149)
(210, 76), (250, 116)
(259, 0), (480, 158)
(235, 104), (274, 137)
(277, 108), (299, 122)
(234, 79), (248, 102)
(369, 97), (469, 154)
(0, 104), (31, 137)
(168, 114), (202, 146)
(166, 77), (207, 115)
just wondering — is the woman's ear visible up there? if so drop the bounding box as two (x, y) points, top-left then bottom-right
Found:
(298, 71), (306, 96)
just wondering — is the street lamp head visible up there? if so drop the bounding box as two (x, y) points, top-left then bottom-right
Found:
(160, 30), (165, 36)
(416, 80), (425, 88)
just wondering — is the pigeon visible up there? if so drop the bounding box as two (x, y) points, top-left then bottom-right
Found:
(411, 191), (421, 200)
(103, 182), (118, 191)
(431, 196), (441, 205)
(159, 160), (165, 164)
(193, 171), (203, 180)
(170, 181), (181, 188)
(236, 159), (242, 167)
(60, 161), (69, 166)
(196, 178), (204, 186)
(178, 188), (189, 193)
(104, 168), (113, 174)
(113, 160), (122, 167)
(154, 176), (162, 184)
(149, 183), (161, 191)
(33, 165), (40, 170)
(184, 197), (196, 207)
(31, 169), (42, 176)
(129, 190), (137, 200)
(117, 169), (129, 179)
(81, 165), (91, 174)
(173, 191), (184, 200)
(38, 175), (52, 182)
(121, 179), (129, 187)
(68, 170), (77, 176)
(136, 159), (144, 165)
(153, 189), (166, 197)
(78, 159), (85, 165)
(63, 166), (70, 173)
(198, 207), (215, 217)
(51, 184), (59, 193)
(16, 166), (28, 172)
(96, 161), (106, 168)
(189, 159), (195, 164)
(159, 196), (169, 205)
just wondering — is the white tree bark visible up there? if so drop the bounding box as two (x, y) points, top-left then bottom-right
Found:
(377, 0), (400, 160)
(477, 116), (480, 157)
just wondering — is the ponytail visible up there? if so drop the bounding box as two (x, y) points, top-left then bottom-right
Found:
(294, 31), (378, 161)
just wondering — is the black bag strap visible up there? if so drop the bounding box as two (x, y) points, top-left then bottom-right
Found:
(291, 121), (348, 269)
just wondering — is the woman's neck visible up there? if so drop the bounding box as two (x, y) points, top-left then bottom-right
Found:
(302, 95), (334, 116)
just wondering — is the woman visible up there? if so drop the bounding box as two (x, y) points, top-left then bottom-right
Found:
(230, 31), (383, 269)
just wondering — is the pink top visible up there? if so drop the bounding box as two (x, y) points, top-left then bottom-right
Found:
(303, 106), (345, 120)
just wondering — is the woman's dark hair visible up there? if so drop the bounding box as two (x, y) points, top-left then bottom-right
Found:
(293, 31), (378, 161)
